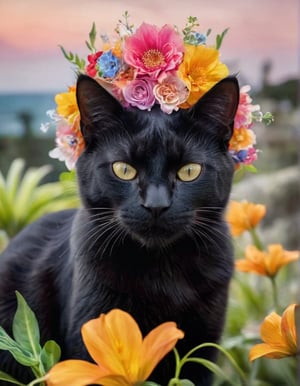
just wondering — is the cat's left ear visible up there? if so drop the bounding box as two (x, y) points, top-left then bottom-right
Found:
(190, 76), (240, 142)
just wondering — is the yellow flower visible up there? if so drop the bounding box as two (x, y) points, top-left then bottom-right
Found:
(55, 85), (79, 123)
(229, 126), (256, 152)
(47, 309), (184, 386)
(249, 304), (299, 360)
(226, 200), (266, 237)
(178, 44), (229, 107)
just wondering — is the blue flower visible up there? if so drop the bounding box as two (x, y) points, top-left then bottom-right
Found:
(97, 50), (121, 78)
(231, 149), (248, 163)
(184, 31), (207, 46)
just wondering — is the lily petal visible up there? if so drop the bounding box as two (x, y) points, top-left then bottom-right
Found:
(281, 304), (297, 352)
(82, 309), (142, 376)
(260, 312), (284, 346)
(47, 360), (106, 386)
(138, 321), (184, 379)
(249, 343), (292, 361)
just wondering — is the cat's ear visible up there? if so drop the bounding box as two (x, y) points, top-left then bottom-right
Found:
(190, 76), (240, 142)
(76, 74), (122, 141)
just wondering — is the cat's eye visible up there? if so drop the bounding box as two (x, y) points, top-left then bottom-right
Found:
(112, 162), (137, 181)
(177, 163), (202, 182)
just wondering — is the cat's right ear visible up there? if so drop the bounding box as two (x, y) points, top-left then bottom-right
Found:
(76, 74), (122, 141)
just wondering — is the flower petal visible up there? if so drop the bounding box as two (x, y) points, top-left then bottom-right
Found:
(46, 360), (105, 386)
(138, 321), (184, 379)
(260, 311), (285, 346)
(249, 343), (292, 361)
(281, 304), (298, 353)
(82, 309), (143, 377)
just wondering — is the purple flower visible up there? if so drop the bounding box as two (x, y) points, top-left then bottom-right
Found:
(122, 78), (156, 110)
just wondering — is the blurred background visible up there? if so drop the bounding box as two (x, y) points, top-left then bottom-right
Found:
(0, 0), (299, 243)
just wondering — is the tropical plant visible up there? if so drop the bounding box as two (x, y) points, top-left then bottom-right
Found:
(0, 158), (80, 247)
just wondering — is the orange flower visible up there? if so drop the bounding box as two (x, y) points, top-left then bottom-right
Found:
(235, 244), (299, 277)
(178, 44), (229, 107)
(47, 309), (184, 386)
(249, 304), (299, 360)
(55, 85), (79, 123)
(229, 126), (256, 152)
(226, 200), (266, 237)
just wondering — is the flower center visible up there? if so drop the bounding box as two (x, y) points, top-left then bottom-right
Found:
(142, 49), (165, 68)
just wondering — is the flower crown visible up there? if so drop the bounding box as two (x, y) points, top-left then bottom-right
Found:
(41, 12), (273, 171)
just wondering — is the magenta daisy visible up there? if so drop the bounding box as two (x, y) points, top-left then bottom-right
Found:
(123, 22), (184, 79)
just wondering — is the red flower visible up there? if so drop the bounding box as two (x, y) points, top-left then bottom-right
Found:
(86, 51), (102, 77)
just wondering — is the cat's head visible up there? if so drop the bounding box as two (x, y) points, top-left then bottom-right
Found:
(75, 75), (239, 248)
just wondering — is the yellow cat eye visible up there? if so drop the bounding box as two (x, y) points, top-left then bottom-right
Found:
(112, 162), (137, 181)
(177, 163), (202, 182)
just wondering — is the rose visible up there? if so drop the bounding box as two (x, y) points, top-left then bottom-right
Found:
(153, 75), (189, 114)
(123, 78), (156, 110)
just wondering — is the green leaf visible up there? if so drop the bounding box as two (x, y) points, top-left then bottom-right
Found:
(215, 28), (229, 49)
(40, 340), (61, 372)
(168, 379), (195, 386)
(0, 371), (26, 385)
(14, 165), (52, 218)
(178, 380), (195, 386)
(139, 383), (162, 386)
(5, 159), (25, 204)
(86, 22), (97, 52)
(0, 327), (36, 366)
(12, 292), (41, 360)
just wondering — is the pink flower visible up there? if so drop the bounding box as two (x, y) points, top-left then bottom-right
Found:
(243, 147), (258, 165)
(153, 75), (189, 114)
(122, 78), (156, 110)
(123, 23), (184, 79)
(234, 85), (260, 129)
(49, 116), (85, 170)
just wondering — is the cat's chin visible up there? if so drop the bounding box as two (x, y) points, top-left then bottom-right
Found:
(129, 228), (184, 249)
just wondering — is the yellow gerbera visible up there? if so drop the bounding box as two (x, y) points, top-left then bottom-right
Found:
(249, 304), (299, 360)
(226, 200), (266, 237)
(236, 244), (299, 278)
(47, 309), (184, 386)
(55, 85), (79, 123)
(178, 44), (229, 108)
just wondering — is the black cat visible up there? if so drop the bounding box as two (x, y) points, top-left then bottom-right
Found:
(0, 74), (239, 385)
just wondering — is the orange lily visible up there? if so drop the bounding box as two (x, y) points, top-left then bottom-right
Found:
(47, 309), (184, 386)
(235, 244), (299, 278)
(249, 304), (299, 360)
(226, 200), (266, 237)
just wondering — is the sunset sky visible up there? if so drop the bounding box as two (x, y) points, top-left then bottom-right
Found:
(0, 0), (299, 92)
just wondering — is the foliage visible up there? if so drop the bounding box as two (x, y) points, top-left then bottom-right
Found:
(0, 292), (60, 386)
(0, 159), (80, 247)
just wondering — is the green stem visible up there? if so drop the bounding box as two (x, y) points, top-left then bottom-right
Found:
(172, 348), (181, 378)
(249, 228), (264, 251)
(270, 276), (280, 312)
(175, 342), (247, 383)
(249, 359), (259, 386)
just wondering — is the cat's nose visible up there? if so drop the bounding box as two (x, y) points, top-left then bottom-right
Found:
(142, 184), (171, 217)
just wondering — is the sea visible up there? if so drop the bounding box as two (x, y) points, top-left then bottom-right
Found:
(0, 92), (57, 137)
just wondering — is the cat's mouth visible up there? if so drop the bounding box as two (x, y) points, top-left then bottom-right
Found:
(121, 217), (187, 248)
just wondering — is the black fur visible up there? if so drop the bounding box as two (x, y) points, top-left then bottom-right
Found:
(0, 75), (239, 385)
